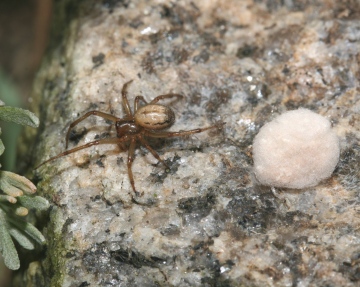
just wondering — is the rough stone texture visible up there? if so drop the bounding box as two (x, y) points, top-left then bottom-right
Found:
(18, 0), (360, 286)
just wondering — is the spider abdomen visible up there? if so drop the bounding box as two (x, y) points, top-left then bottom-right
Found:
(135, 104), (175, 130)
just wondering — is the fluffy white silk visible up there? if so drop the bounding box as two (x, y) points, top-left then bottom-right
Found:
(253, 108), (340, 189)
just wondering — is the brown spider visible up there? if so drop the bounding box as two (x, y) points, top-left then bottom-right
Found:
(36, 80), (225, 194)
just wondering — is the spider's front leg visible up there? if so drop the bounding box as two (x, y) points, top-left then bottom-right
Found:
(65, 111), (120, 148)
(150, 93), (183, 105)
(36, 136), (130, 169)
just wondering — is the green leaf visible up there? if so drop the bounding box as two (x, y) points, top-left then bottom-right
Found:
(0, 106), (39, 128)
(8, 217), (46, 245)
(0, 171), (37, 195)
(0, 179), (23, 197)
(0, 195), (17, 203)
(0, 209), (20, 270)
(17, 195), (49, 211)
(0, 138), (4, 158)
(14, 206), (28, 216)
(9, 228), (35, 250)
(0, 127), (3, 159)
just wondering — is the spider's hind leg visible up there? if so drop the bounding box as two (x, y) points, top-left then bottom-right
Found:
(138, 136), (169, 170)
(143, 122), (225, 139)
(134, 96), (148, 112)
(121, 80), (134, 117)
(127, 138), (141, 195)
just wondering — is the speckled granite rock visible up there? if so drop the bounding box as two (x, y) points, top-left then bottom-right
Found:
(18, 0), (360, 286)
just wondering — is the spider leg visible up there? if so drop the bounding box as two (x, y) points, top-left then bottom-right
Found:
(127, 138), (137, 193)
(122, 80), (134, 117)
(134, 96), (148, 112)
(36, 136), (130, 169)
(66, 111), (121, 148)
(150, 93), (183, 104)
(144, 122), (225, 138)
(138, 135), (169, 169)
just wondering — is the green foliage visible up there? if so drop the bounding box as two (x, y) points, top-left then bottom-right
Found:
(0, 137), (4, 159)
(0, 106), (39, 128)
(0, 103), (48, 270)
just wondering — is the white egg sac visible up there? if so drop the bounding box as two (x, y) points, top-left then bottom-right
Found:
(253, 108), (340, 189)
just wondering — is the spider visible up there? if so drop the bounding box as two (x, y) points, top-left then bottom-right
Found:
(36, 80), (225, 194)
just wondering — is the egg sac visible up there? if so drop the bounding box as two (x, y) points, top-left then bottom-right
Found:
(253, 108), (340, 189)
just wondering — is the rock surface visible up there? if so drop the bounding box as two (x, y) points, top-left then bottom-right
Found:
(19, 0), (360, 286)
